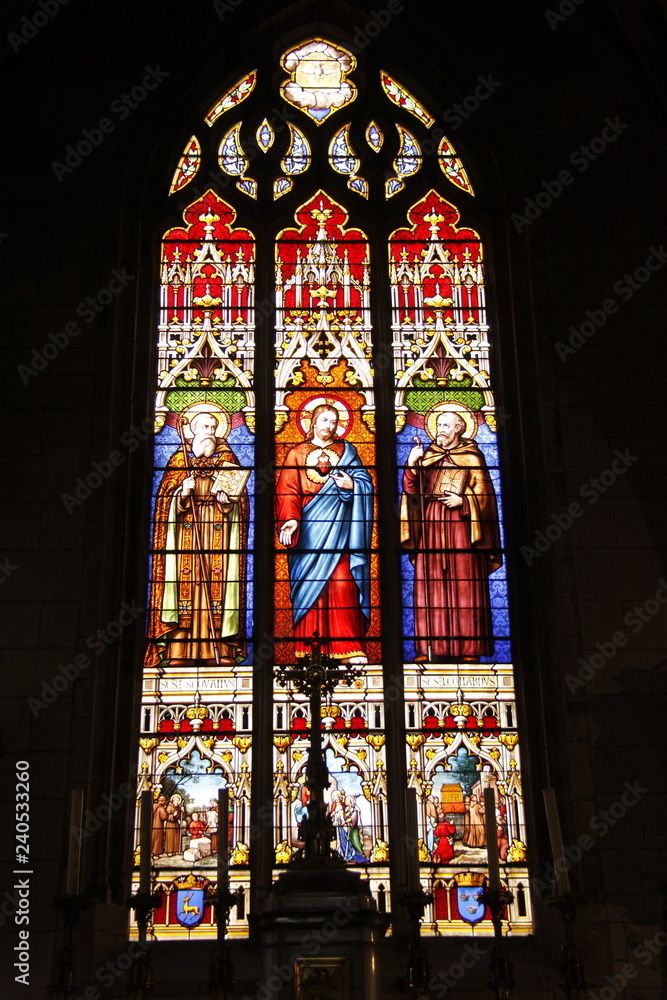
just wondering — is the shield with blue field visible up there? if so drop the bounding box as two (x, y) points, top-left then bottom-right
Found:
(174, 874), (209, 928)
(454, 871), (486, 925)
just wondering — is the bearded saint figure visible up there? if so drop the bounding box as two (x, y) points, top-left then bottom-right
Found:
(400, 409), (501, 662)
(276, 403), (372, 663)
(145, 410), (247, 666)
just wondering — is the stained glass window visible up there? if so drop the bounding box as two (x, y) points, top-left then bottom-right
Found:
(217, 125), (256, 199)
(280, 40), (357, 123)
(205, 71), (257, 126)
(329, 125), (368, 198)
(274, 177), (293, 200)
(438, 136), (474, 195)
(386, 125), (422, 198)
(380, 71), (435, 127)
(366, 121), (383, 151)
(281, 124), (311, 175)
(272, 191), (387, 889)
(134, 191), (256, 939)
(391, 192), (530, 932)
(329, 124), (360, 175)
(140, 40), (530, 941)
(256, 119), (275, 151)
(218, 123), (248, 176)
(169, 135), (201, 194)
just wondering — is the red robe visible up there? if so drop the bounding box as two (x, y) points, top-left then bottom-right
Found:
(188, 819), (207, 839)
(433, 820), (457, 864)
(401, 438), (501, 659)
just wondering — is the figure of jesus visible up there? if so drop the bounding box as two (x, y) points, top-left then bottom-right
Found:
(276, 403), (372, 663)
(146, 410), (246, 667)
(401, 409), (501, 662)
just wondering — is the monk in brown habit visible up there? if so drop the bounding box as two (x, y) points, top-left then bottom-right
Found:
(146, 411), (247, 666)
(401, 410), (501, 662)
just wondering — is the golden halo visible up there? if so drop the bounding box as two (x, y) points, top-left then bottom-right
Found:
(178, 402), (231, 441)
(297, 394), (351, 439)
(424, 402), (477, 442)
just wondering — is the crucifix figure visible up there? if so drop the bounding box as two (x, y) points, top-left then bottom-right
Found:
(275, 633), (361, 865)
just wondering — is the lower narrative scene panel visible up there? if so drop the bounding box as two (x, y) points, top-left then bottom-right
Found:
(273, 666), (389, 868)
(403, 663), (532, 934)
(133, 665), (253, 939)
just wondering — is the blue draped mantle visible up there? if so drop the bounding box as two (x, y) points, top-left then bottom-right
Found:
(287, 440), (372, 626)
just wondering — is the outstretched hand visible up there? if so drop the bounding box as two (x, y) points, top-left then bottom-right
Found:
(279, 519), (298, 546)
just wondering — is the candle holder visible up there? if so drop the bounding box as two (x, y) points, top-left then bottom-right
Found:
(549, 891), (588, 1000)
(47, 893), (89, 999)
(209, 946), (235, 1000)
(396, 887), (433, 998)
(209, 885), (242, 1000)
(479, 885), (515, 1000)
(275, 633), (362, 869)
(127, 946), (154, 1000)
(126, 886), (161, 998)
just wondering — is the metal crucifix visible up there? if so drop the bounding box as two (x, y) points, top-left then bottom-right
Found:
(275, 633), (362, 866)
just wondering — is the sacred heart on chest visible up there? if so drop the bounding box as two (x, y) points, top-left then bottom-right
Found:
(305, 446), (338, 484)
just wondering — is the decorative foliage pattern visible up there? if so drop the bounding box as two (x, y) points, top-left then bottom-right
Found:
(281, 124), (311, 175)
(274, 177), (294, 200)
(394, 126), (421, 178)
(329, 124), (360, 175)
(385, 125), (422, 198)
(218, 123), (249, 176)
(205, 71), (257, 126)
(438, 136), (474, 195)
(348, 176), (369, 198)
(328, 125), (367, 198)
(236, 178), (257, 199)
(380, 71), (434, 127)
(169, 135), (201, 194)
(386, 177), (405, 199)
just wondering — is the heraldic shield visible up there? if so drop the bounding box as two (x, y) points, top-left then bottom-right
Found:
(174, 874), (209, 928)
(455, 871), (486, 925)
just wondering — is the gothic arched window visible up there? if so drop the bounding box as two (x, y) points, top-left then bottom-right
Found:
(134, 37), (530, 940)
